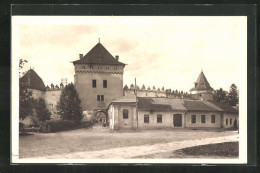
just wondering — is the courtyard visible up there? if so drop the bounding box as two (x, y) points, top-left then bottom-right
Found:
(19, 126), (239, 159)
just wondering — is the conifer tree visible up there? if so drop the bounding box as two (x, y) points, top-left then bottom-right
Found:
(57, 83), (83, 122)
(226, 84), (239, 106)
(34, 98), (51, 123)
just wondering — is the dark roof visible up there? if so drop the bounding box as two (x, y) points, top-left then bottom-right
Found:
(20, 69), (46, 91)
(73, 43), (126, 66)
(190, 72), (213, 91)
(208, 101), (238, 113)
(137, 97), (173, 112)
(183, 100), (219, 112)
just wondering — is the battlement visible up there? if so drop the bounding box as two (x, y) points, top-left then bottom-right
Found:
(45, 83), (66, 91)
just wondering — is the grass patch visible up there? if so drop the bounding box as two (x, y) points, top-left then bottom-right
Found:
(175, 142), (238, 157)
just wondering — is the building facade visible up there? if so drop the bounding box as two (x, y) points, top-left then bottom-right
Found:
(73, 42), (126, 116)
(107, 97), (239, 130)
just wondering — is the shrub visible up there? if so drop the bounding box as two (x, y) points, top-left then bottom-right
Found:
(43, 120), (76, 132)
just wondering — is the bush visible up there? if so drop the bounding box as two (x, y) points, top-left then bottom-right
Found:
(43, 120), (76, 132)
(19, 122), (25, 133)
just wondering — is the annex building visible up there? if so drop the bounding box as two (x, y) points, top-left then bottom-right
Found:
(107, 72), (239, 130)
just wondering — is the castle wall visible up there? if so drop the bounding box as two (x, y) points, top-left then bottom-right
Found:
(124, 89), (166, 98)
(44, 90), (62, 119)
(74, 64), (124, 112)
(30, 89), (45, 99)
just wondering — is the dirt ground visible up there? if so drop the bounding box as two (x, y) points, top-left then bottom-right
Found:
(19, 125), (238, 159)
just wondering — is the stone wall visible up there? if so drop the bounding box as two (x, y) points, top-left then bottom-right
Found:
(44, 89), (62, 119)
(124, 89), (166, 98)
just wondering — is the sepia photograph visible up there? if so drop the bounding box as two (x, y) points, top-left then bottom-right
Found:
(11, 15), (247, 164)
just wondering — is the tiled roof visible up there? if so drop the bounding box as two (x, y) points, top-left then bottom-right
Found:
(137, 97), (172, 112)
(183, 100), (219, 112)
(151, 98), (187, 111)
(73, 43), (126, 66)
(207, 101), (238, 113)
(108, 97), (238, 114)
(20, 69), (46, 91)
(190, 72), (213, 91)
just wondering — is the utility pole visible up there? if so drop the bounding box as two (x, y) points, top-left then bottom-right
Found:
(135, 77), (139, 131)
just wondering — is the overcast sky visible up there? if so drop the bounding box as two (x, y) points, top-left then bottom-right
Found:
(13, 16), (247, 92)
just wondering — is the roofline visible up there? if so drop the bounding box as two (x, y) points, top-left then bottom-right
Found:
(72, 61), (127, 66)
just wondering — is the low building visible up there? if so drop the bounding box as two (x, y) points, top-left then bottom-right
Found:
(107, 97), (238, 130)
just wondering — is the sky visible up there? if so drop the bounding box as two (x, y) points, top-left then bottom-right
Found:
(13, 16), (247, 92)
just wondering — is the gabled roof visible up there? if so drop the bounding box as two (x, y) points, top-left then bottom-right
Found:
(183, 100), (219, 112)
(190, 72), (213, 91)
(20, 69), (46, 91)
(73, 43), (126, 66)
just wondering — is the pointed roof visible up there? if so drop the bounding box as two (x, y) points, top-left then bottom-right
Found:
(73, 43), (126, 66)
(190, 71), (213, 91)
(20, 69), (46, 91)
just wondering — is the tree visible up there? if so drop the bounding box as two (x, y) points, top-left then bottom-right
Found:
(57, 83), (83, 122)
(34, 98), (51, 123)
(214, 88), (227, 102)
(123, 84), (128, 90)
(226, 84), (239, 106)
(19, 59), (33, 120)
(141, 84), (146, 90)
(147, 86), (151, 90)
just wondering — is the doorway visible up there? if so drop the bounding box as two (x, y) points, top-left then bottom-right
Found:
(173, 114), (182, 127)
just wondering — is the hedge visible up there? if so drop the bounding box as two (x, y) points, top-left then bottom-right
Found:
(43, 119), (95, 133)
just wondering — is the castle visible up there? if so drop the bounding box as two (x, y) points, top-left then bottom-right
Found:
(20, 41), (238, 129)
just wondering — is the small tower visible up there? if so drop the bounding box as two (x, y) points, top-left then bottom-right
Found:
(190, 71), (214, 101)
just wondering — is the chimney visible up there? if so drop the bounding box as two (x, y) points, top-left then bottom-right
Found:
(79, 54), (83, 60)
(115, 55), (119, 61)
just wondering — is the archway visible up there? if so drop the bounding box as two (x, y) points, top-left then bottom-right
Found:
(94, 110), (108, 126)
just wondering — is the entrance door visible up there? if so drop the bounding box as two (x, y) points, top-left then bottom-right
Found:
(173, 114), (182, 127)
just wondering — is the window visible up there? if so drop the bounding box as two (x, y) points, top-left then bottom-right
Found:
(92, 80), (96, 88)
(103, 80), (107, 88)
(123, 109), (128, 119)
(211, 115), (215, 123)
(157, 114), (162, 123)
(201, 115), (205, 123)
(144, 114), (149, 123)
(226, 119), (228, 125)
(191, 115), (196, 123)
(106, 67), (109, 70)
(97, 95), (100, 101)
(82, 66), (85, 69)
(101, 95), (104, 101)
(114, 66), (117, 70)
(230, 118), (232, 125)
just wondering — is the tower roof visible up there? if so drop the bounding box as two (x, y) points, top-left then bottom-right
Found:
(20, 69), (46, 91)
(190, 71), (213, 91)
(73, 43), (126, 66)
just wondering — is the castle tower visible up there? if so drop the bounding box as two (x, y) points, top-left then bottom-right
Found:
(73, 42), (126, 113)
(190, 71), (214, 101)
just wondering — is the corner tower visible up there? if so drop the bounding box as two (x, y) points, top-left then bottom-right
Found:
(73, 42), (126, 113)
(190, 71), (214, 101)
